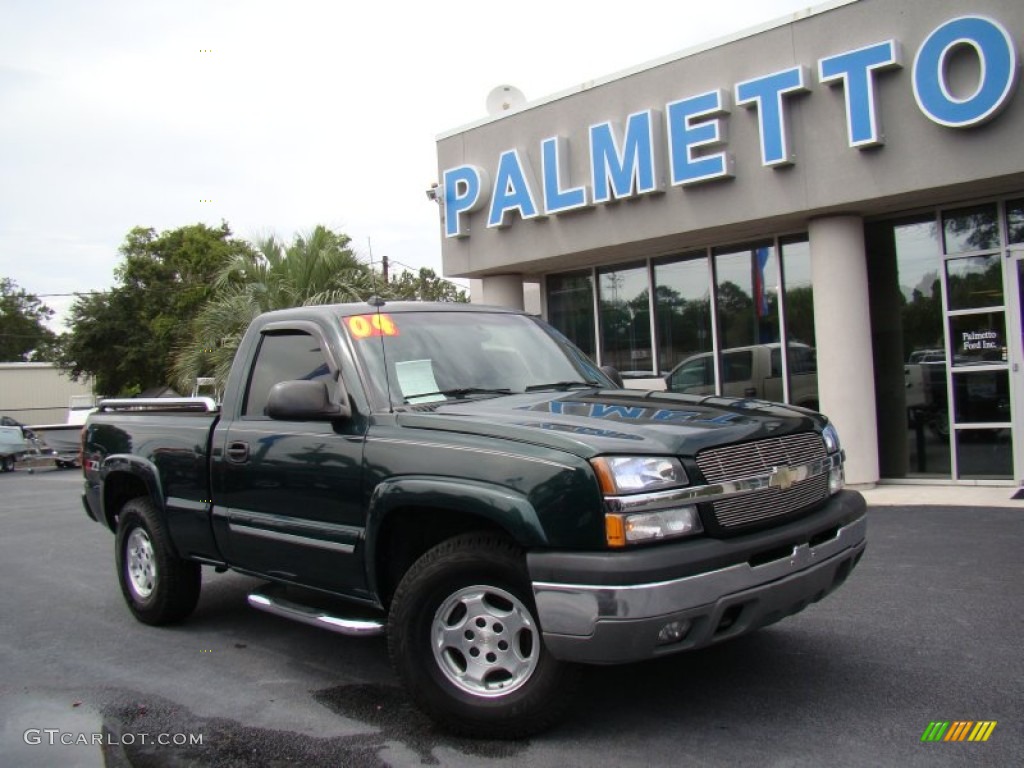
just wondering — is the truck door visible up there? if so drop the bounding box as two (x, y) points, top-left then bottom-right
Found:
(211, 326), (368, 595)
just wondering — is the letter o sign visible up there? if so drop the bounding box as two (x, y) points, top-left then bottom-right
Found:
(913, 16), (1020, 128)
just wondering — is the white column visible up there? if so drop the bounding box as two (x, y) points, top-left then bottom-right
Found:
(809, 215), (879, 487)
(478, 274), (525, 310)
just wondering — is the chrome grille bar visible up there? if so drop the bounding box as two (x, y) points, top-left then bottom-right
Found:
(695, 433), (832, 529)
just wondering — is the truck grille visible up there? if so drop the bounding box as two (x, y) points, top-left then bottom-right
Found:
(695, 433), (829, 530)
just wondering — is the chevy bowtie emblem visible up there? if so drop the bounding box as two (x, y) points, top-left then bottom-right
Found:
(769, 465), (796, 491)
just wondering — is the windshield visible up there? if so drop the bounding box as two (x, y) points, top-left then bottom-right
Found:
(343, 310), (610, 408)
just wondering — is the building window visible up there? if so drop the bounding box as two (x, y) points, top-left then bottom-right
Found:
(598, 263), (652, 374)
(869, 215), (950, 479)
(548, 234), (810, 405)
(652, 253), (712, 375)
(1006, 198), (1024, 244)
(871, 199), (1018, 482)
(945, 254), (1003, 311)
(713, 243), (780, 352)
(942, 202), (1011, 480)
(942, 203), (1000, 253)
(545, 271), (596, 358)
(780, 237), (818, 409)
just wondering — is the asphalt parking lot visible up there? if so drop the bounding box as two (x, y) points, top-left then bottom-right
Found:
(0, 467), (1021, 767)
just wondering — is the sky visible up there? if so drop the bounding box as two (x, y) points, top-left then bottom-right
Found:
(1, 0), (825, 330)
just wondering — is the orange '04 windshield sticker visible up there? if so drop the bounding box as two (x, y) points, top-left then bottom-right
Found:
(345, 313), (399, 338)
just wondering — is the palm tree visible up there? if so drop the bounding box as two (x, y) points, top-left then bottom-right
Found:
(171, 225), (376, 393)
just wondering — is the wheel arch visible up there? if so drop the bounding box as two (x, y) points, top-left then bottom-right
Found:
(366, 477), (546, 608)
(100, 456), (164, 532)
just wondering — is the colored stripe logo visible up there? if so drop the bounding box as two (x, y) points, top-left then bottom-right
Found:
(921, 721), (997, 742)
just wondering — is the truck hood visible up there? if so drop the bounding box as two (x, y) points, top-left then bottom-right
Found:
(394, 389), (824, 459)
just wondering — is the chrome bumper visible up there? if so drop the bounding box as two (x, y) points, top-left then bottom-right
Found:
(532, 514), (866, 664)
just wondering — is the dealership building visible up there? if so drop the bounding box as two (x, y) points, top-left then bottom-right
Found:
(433, 0), (1024, 488)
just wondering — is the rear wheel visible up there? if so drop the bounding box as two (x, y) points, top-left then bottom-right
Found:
(1, 456), (13, 472)
(115, 497), (201, 625)
(387, 533), (579, 739)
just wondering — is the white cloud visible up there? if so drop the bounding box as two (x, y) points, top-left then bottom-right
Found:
(0, 0), (821, 329)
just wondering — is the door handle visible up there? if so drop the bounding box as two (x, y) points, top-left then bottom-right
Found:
(226, 441), (250, 463)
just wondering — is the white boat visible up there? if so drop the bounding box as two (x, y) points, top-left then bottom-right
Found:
(27, 423), (83, 467)
(25, 394), (97, 468)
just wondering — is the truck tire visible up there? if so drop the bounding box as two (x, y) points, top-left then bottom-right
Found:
(115, 497), (201, 625)
(1, 456), (13, 472)
(387, 533), (580, 739)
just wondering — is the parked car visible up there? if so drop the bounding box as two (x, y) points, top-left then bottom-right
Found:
(83, 303), (865, 738)
(664, 343), (819, 410)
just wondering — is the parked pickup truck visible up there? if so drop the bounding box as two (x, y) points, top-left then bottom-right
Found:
(665, 343), (819, 411)
(83, 302), (866, 738)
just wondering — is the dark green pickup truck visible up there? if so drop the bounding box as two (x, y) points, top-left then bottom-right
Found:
(83, 301), (866, 737)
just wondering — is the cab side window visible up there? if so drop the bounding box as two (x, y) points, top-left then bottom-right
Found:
(669, 356), (712, 391)
(721, 351), (753, 383)
(243, 331), (333, 418)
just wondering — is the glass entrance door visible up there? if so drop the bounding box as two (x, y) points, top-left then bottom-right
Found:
(1011, 250), (1024, 484)
(940, 204), (1013, 481)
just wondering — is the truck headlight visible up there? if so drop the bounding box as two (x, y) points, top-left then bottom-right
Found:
(822, 423), (844, 494)
(592, 456), (702, 547)
(605, 507), (703, 547)
(591, 456), (688, 494)
(822, 423), (840, 454)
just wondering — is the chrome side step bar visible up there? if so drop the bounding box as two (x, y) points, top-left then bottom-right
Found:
(248, 591), (385, 637)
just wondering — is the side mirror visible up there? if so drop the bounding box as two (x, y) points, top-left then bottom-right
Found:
(266, 380), (351, 421)
(600, 365), (624, 388)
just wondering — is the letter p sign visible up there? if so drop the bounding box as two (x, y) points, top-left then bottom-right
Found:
(443, 165), (490, 238)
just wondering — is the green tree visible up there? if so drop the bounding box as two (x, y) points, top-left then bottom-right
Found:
(387, 267), (468, 303)
(171, 225), (375, 392)
(782, 285), (816, 346)
(0, 278), (58, 361)
(59, 223), (254, 395)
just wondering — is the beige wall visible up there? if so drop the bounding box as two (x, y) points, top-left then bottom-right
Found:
(436, 0), (1024, 279)
(0, 363), (95, 425)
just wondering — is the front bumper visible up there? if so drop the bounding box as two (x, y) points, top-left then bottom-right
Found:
(531, 491), (866, 664)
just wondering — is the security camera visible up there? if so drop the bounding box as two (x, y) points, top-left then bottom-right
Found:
(425, 183), (441, 203)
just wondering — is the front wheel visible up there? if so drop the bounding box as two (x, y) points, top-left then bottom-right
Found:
(115, 497), (201, 625)
(387, 534), (580, 739)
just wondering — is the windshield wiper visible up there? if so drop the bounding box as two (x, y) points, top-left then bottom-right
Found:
(404, 387), (512, 403)
(524, 381), (601, 392)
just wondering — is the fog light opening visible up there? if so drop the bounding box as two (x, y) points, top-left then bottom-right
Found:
(656, 619), (691, 646)
(714, 605), (743, 635)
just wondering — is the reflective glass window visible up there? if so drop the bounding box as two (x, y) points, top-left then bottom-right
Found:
(871, 216), (950, 478)
(942, 203), (999, 253)
(945, 255), (1003, 311)
(951, 370), (1010, 424)
(955, 429), (1013, 479)
(948, 311), (1007, 366)
(653, 254), (712, 376)
(546, 271), (596, 358)
(598, 263), (652, 373)
(780, 237), (818, 408)
(714, 244), (779, 352)
(1007, 198), (1024, 245)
